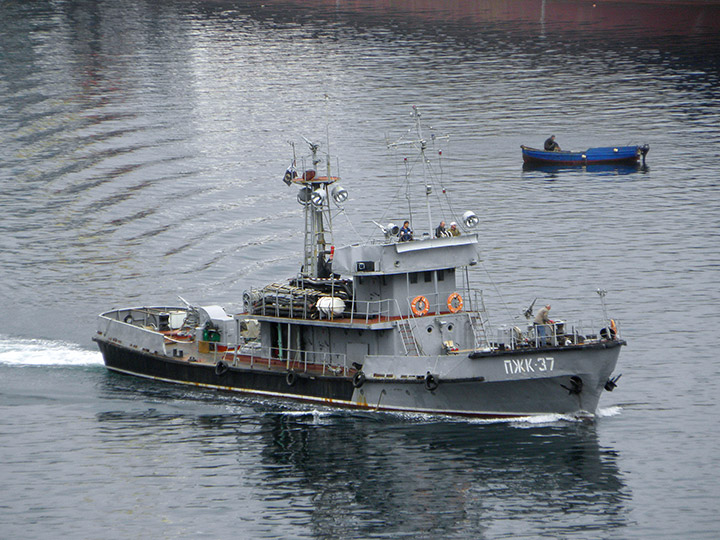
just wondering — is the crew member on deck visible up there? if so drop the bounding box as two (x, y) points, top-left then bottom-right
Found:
(449, 222), (460, 236)
(544, 135), (561, 152)
(399, 221), (413, 242)
(534, 304), (552, 345)
(435, 221), (449, 238)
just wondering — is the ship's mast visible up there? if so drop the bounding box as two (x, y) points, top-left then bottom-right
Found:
(414, 111), (434, 238)
(306, 140), (329, 278)
(292, 137), (347, 279)
(387, 105), (449, 237)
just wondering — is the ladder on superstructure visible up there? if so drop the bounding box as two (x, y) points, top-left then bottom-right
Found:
(468, 293), (491, 350)
(397, 319), (421, 356)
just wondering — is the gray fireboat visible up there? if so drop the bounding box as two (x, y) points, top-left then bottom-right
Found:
(94, 107), (624, 418)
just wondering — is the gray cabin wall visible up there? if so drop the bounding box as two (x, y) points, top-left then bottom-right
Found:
(325, 326), (396, 367)
(352, 268), (459, 317)
(410, 311), (475, 354)
(352, 275), (383, 315)
(399, 268), (458, 315)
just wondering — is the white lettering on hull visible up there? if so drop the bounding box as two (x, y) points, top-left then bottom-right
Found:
(503, 356), (555, 375)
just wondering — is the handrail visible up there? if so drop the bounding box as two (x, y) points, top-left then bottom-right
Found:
(246, 285), (487, 322)
(403, 291), (454, 316)
(348, 298), (394, 323)
(229, 344), (349, 376)
(480, 319), (623, 351)
(247, 286), (397, 323)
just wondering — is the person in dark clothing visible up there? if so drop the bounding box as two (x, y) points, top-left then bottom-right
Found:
(435, 221), (448, 238)
(398, 221), (413, 242)
(544, 135), (561, 152)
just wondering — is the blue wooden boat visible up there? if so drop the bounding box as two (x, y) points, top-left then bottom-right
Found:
(521, 144), (649, 166)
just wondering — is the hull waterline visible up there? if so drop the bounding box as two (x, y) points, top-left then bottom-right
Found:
(95, 334), (622, 419)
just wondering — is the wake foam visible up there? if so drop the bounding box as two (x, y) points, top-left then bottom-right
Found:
(597, 406), (622, 417)
(0, 336), (102, 367)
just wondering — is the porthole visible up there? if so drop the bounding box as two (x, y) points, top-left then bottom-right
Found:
(426, 326), (433, 333)
(447, 324), (454, 332)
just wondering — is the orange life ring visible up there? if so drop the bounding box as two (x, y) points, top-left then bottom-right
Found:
(411, 295), (429, 316)
(447, 292), (463, 313)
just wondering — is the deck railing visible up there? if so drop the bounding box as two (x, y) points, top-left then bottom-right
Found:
(343, 298), (395, 323)
(482, 319), (622, 351)
(246, 287), (399, 323)
(227, 344), (349, 376)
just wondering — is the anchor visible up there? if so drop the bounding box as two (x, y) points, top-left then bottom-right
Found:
(604, 374), (622, 392)
(561, 375), (584, 395)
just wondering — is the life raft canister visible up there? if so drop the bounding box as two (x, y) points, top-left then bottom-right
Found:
(411, 295), (430, 316)
(447, 292), (463, 313)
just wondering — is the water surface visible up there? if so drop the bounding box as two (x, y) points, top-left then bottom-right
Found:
(1, 0), (720, 538)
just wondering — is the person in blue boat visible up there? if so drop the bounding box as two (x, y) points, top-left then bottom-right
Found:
(398, 220), (413, 242)
(544, 135), (561, 152)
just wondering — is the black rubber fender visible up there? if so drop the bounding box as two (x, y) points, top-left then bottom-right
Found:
(352, 371), (366, 388)
(424, 372), (439, 391)
(286, 371), (297, 387)
(215, 360), (229, 376)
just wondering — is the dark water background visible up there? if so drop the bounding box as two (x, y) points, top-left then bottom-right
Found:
(2, 0), (720, 538)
